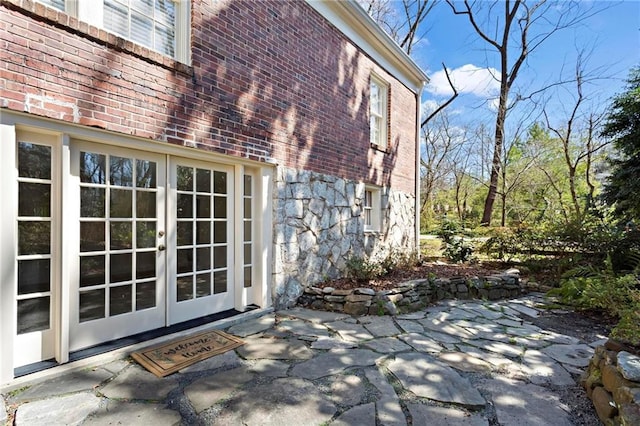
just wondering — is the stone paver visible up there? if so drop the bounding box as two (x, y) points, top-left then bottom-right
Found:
(213, 378), (337, 426)
(618, 351), (640, 381)
(388, 353), (486, 408)
(1, 295), (602, 426)
(407, 403), (489, 426)
(83, 401), (181, 425)
(15, 393), (101, 426)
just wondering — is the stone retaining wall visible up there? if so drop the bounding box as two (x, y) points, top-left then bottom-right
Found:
(581, 342), (640, 425)
(297, 272), (521, 316)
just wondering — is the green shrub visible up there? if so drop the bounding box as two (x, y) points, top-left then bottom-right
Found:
(345, 255), (384, 281)
(437, 218), (474, 263)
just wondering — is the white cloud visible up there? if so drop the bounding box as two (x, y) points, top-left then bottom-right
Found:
(426, 64), (500, 98)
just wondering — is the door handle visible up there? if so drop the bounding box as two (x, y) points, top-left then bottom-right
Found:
(158, 244), (166, 251)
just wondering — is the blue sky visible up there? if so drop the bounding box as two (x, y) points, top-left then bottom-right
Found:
(408, 1), (640, 124)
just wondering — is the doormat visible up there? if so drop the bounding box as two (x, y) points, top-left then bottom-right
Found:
(131, 330), (244, 377)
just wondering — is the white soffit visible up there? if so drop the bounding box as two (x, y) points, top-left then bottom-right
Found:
(306, 0), (429, 93)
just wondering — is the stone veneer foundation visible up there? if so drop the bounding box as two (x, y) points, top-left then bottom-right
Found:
(581, 342), (640, 425)
(297, 271), (522, 316)
(272, 167), (416, 309)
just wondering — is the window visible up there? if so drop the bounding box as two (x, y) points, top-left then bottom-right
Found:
(363, 187), (381, 232)
(370, 75), (389, 148)
(34, 0), (190, 63)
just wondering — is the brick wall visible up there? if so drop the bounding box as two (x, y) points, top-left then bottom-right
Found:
(0, 0), (417, 195)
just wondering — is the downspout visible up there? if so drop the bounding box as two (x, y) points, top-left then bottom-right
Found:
(415, 84), (424, 252)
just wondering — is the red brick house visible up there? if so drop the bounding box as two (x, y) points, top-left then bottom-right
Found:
(0, 0), (427, 382)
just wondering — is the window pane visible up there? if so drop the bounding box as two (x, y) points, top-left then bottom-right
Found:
(244, 266), (252, 288)
(136, 282), (156, 310)
(196, 195), (211, 218)
(79, 289), (105, 322)
(110, 285), (132, 316)
(37, 0), (65, 12)
(132, 0), (153, 15)
(110, 222), (132, 250)
(81, 187), (106, 218)
(18, 222), (50, 255)
(155, 24), (175, 57)
(244, 198), (251, 219)
(137, 221), (156, 248)
(136, 160), (157, 188)
(109, 156), (133, 187)
(110, 188), (132, 217)
(80, 152), (106, 184)
(136, 191), (156, 218)
(19, 143), (51, 179)
(17, 297), (50, 334)
(244, 242), (251, 264)
(136, 251), (156, 279)
(244, 175), (252, 196)
(19, 183), (51, 217)
(131, 12), (153, 47)
(243, 221), (251, 242)
(155, 0), (175, 26)
(18, 259), (50, 295)
(110, 253), (132, 283)
(80, 221), (106, 252)
(80, 255), (105, 287)
(104, 1), (129, 39)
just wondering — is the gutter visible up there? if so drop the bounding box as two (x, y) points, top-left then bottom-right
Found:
(415, 85), (424, 252)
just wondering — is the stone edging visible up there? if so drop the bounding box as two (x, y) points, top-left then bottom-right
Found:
(581, 341), (640, 425)
(297, 270), (522, 316)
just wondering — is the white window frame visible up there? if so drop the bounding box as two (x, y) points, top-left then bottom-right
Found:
(35, 0), (191, 64)
(369, 74), (389, 149)
(363, 186), (382, 232)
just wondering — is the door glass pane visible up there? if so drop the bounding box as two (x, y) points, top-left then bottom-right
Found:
(244, 175), (252, 196)
(177, 194), (193, 218)
(177, 276), (193, 301)
(244, 266), (252, 288)
(110, 222), (132, 250)
(110, 156), (133, 187)
(213, 171), (226, 194)
(17, 297), (50, 334)
(177, 248), (192, 274)
(110, 253), (132, 283)
(80, 255), (105, 287)
(244, 198), (251, 219)
(196, 221), (210, 244)
(19, 183), (51, 217)
(213, 246), (226, 269)
(177, 166), (193, 191)
(244, 243), (251, 264)
(137, 222), (156, 248)
(80, 222), (106, 252)
(110, 189), (132, 217)
(196, 273), (211, 298)
(136, 191), (156, 218)
(213, 271), (227, 294)
(110, 285), (132, 316)
(243, 221), (251, 242)
(196, 195), (210, 218)
(196, 169), (211, 193)
(136, 251), (156, 279)
(18, 259), (50, 295)
(79, 289), (105, 322)
(80, 152), (106, 183)
(19, 143), (51, 179)
(136, 160), (157, 188)
(81, 188), (106, 217)
(136, 282), (156, 310)
(177, 222), (193, 246)
(214, 221), (227, 243)
(18, 222), (50, 255)
(214, 196), (226, 218)
(196, 247), (211, 271)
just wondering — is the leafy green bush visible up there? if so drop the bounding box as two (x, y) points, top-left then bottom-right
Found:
(438, 218), (473, 263)
(345, 255), (385, 281)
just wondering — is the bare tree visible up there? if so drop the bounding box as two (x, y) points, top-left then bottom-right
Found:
(359, 0), (436, 55)
(446, 0), (605, 225)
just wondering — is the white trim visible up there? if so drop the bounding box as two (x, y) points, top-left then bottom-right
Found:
(363, 185), (382, 233)
(305, 0), (428, 93)
(57, 135), (71, 364)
